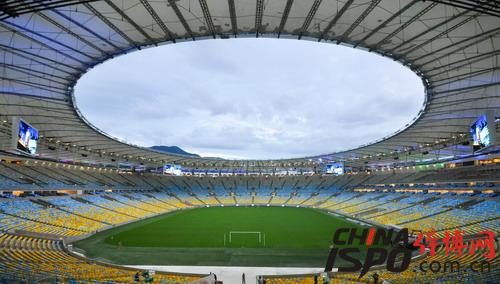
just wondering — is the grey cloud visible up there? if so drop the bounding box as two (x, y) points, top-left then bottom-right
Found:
(75, 38), (424, 159)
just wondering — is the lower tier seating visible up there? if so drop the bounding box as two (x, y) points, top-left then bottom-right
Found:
(0, 233), (203, 283)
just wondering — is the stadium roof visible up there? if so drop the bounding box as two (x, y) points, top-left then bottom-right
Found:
(0, 0), (499, 169)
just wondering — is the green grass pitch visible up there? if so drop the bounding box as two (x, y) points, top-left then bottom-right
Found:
(74, 206), (369, 267)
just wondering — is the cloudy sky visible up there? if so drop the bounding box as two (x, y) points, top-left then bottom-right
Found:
(75, 38), (424, 159)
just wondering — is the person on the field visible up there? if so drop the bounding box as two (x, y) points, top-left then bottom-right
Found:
(242, 272), (246, 284)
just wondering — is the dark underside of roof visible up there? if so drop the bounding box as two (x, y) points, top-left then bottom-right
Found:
(0, 0), (498, 169)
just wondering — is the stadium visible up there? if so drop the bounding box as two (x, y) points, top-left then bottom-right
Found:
(0, 0), (499, 283)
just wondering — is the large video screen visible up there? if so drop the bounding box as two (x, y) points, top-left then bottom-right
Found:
(470, 115), (491, 149)
(17, 119), (39, 155)
(325, 162), (344, 176)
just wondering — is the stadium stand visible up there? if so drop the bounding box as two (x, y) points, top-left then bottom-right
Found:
(261, 240), (499, 284)
(0, 0), (499, 282)
(0, 233), (204, 283)
(0, 161), (498, 283)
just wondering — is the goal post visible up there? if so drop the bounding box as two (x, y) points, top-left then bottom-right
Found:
(224, 231), (265, 247)
(229, 231), (262, 243)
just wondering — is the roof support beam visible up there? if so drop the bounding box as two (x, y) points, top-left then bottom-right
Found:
(431, 86), (494, 100)
(255, 0), (264, 37)
(339, 0), (382, 43)
(373, 2), (439, 51)
(1, 101), (74, 111)
(426, 50), (500, 73)
(104, 0), (155, 45)
(423, 107), (500, 120)
(418, 116), (480, 123)
(432, 67), (500, 87)
(277, 0), (293, 38)
(83, 3), (139, 49)
(389, 10), (466, 54)
(427, 50), (500, 77)
(433, 81), (500, 95)
(411, 124), (469, 129)
(399, 12), (479, 58)
(50, 9), (120, 50)
(227, 0), (237, 36)
(1, 63), (68, 85)
(1, 112), (81, 120)
(36, 12), (109, 56)
(428, 0), (500, 18)
(198, 0), (216, 38)
(415, 27), (500, 67)
(355, 0), (418, 47)
(429, 95), (500, 111)
(431, 95), (499, 109)
(31, 121), (90, 127)
(1, 77), (68, 95)
(39, 128), (97, 133)
(395, 130), (463, 135)
(0, 0), (101, 21)
(298, 0), (322, 39)
(139, 0), (175, 42)
(318, 0), (354, 41)
(1, 66), (68, 86)
(0, 22), (91, 65)
(0, 45), (79, 74)
(168, 0), (194, 40)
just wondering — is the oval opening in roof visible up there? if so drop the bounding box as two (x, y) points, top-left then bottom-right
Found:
(74, 38), (425, 160)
